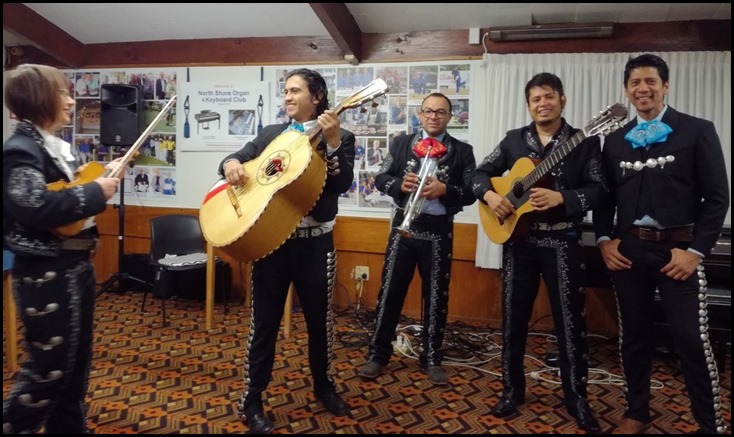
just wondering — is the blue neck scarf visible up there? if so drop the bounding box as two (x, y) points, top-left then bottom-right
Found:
(624, 119), (673, 149)
(290, 122), (305, 132)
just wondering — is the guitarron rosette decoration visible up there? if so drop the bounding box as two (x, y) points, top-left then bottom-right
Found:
(479, 103), (628, 244)
(199, 79), (389, 262)
(47, 96), (178, 237)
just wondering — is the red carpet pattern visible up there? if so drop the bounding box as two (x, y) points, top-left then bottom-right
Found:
(3, 292), (731, 434)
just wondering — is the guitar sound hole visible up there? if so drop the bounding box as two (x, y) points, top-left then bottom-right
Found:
(265, 159), (284, 176)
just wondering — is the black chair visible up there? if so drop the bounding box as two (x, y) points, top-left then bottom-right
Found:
(143, 214), (227, 325)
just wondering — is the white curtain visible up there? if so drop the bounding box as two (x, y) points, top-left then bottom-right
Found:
(474, 51), (731, 269)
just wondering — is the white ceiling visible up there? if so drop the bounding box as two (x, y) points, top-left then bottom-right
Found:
(3, 3), (731, 46)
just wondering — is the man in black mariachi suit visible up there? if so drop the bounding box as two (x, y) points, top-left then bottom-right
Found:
(594, 54), (729, 435)
(219, 68), (355, 434)
(358, 92), (476, 386)
(472, 73), (605, 433)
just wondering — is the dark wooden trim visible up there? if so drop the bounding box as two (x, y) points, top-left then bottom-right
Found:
(309, 3), (362, 61)
(3, 3), (85, 68)
(4, 19), (730, 69)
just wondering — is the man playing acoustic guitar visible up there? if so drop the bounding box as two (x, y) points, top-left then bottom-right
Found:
(219, 68), (355, 434)
(471, 72), (607, 433)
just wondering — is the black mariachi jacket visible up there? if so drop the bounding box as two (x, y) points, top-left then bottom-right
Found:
(375, 132), (477, 217)
(594, 107), (729, 257)
(472, 120), (606, 225)
(3, 123), (107, 256)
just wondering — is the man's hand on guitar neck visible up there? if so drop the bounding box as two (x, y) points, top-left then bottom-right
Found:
(483, 190), (515, 220)
(529, 187), (563, 211)
(223, 159), (249, 186)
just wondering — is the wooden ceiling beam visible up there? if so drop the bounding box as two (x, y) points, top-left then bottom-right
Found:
(3, 19), (730, 69)
(309, 3), (362, 62)
(3, 3), (85, 68)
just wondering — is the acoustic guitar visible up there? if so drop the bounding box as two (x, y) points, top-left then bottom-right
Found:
(199, 79), (389, 262)
(48, 96), (177, 237)
(479, 103), (628, 244)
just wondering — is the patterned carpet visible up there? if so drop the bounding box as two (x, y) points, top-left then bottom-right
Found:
(3, 292), (731, 434)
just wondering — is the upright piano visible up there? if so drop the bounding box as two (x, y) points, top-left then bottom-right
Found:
(195, 109), (221, 134)
(581, 222), (731, 369)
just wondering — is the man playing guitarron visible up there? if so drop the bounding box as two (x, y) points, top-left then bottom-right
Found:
(218, 68), (355, 434)
(471, 72), (607, 433)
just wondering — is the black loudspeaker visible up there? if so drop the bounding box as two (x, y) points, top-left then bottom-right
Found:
(100, 84), (142, 146)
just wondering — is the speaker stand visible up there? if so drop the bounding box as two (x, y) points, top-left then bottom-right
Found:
(98, 176), (151, 296)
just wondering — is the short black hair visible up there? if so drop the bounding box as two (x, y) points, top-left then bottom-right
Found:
(524, 72), (564, 103)
(623, 53), (669, 86)
(287, 68), (329, 116)
(421, 92), (452, 113)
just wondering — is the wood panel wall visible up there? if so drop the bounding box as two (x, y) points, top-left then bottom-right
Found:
(93, 206), (619, 336)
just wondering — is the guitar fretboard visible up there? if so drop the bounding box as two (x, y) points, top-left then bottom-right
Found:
(521, 131), (587, 190)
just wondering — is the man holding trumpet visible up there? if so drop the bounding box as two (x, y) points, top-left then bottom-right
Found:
(359, 93), (476, 385)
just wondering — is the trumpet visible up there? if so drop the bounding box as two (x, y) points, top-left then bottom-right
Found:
(395, 156), (438, 238)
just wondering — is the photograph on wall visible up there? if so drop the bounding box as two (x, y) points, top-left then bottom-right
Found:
(275, 68), (289, 97)
(358, 170), (393, 208)
(132, 167), (151, 193)
(63, 72), (76, 96)
(100, 71), (127, 85)
(354, 139), (366, 170)
(408, 66), (438, 101)
(74, 135), (96, 164)
(143, 100), (176, 134)
(376, 66), (408, 95)
(179, 81), (269, 151)
(75, 72), (100, 98)
(114, 167), (178, 203)
(337, 66), (374, 93)
(58, 125), (73, 144)
(440, 64), (470, 96)
(388, 95), (407, 126)
(338, 98), (388, 137)
(313, 67), (336, 105)
(338, 179), (359, 207)
(75, 100), (101, 135)
(364, 137), (386, 169)
(228, 109), (256, 135)
(447, 98), (469, 133)
(133, 134), (176, 167)
(407, 105), (422, 134)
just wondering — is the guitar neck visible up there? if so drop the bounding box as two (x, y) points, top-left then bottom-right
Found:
(522, 131), (587, 189)
(303, 101), (350, 146)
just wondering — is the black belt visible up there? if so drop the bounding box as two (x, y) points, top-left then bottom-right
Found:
(290, 227), (332, 239)
(61, 238), (98, 251)
(628, 226), (694, 243)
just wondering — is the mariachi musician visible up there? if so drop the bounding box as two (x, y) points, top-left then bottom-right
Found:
(218, 68), (355, 434)
(359, 92), (476, 386)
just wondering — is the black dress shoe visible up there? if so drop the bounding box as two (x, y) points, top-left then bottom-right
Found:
(571, 407), (602, 434)
(490, 391), (524, 418)
(315, 391), (350, 416)
(244, 409), (274, 434)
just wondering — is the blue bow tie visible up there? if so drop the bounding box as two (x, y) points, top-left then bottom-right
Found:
(624, 119), (673, 149)
(290, 122), (305, 132)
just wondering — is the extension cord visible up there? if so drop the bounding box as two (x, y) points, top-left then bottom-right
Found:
(393, 335), (410, 355)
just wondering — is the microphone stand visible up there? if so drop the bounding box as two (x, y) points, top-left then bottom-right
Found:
(97, 174), (150, 295)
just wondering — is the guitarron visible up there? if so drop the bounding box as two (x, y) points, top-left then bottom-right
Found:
(47, 96), (177, 237)
(479, 103), (628, 244)
(199, 79), (388, 262)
